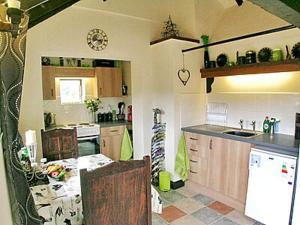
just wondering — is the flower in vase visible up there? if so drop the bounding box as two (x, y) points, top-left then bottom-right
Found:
(84, 98), (101, 113)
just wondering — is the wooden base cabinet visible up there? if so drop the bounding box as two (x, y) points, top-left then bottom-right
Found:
(100, 126), (125, 161)
(184, 132), (251, 210)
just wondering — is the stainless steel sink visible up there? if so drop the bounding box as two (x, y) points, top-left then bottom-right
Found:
(222, 130), (261, 138)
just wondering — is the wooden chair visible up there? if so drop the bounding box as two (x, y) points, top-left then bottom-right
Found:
(41, 128), (78, 161)
(80, 156), (151, 225)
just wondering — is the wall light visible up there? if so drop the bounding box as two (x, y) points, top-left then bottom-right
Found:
(0, 0), (25, 38)
(225, 72), (294, 91)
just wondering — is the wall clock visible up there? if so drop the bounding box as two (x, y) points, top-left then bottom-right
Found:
(87, 29), (108, 51)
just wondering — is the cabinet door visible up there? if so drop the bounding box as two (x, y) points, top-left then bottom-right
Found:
(42, 66), (56, 100)
(225, 140), (251, 203)
(207, 136), (228, 193)
(184, 132), (210, 186)
(96, 68), (122, 97)
(101, 135), (122, 161)
(101, 136), (111, 158)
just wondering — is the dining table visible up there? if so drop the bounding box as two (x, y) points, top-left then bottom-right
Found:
(30, 154), (162, 225)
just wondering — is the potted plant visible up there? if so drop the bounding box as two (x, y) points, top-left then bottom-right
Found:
(84, 98), (101, 123)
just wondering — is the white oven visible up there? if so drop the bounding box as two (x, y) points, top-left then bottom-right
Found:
(66, 124), (100, 157)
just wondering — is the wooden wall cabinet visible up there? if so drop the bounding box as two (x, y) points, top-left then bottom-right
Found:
(42, 66), (56, 100)
(184, 132), (251, 210)
(95, 67), (122, 97)
(100, 125), (125, 160)
(41, 128), (78, 161)
(42, 66), (123, 100)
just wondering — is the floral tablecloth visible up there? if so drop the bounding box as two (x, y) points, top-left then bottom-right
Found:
(30, 154), (162, 225)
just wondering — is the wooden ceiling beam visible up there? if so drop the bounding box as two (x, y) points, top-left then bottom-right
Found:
(20, 0), (80, 29)
(248, 0), (300, 28)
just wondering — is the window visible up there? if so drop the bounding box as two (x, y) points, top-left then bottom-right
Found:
(60, 79), (84, 104)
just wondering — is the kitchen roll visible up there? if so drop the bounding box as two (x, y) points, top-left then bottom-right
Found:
(25, 130), (37, 145)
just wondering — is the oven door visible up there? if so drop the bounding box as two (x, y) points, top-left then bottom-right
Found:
(77, 135), (100, 157)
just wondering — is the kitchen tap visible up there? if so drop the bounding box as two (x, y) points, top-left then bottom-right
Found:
(250, 120), (256, 133)
(239, 119), (244, 130)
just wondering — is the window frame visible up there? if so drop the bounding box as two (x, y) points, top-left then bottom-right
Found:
(59, 78), (84, 104)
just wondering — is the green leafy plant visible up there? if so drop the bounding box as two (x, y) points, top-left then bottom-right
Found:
(84, 98), (101, 113)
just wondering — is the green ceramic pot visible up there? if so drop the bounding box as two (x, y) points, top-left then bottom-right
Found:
(272, 48), (283, 62)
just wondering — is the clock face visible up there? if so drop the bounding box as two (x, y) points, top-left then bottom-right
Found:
(87, 29), (108, 51)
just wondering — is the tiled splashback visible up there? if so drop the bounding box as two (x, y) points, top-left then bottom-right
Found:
(43, 97), (132, 125)
(207, 93), (300, 135)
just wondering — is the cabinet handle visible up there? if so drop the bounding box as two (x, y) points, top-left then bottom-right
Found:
(51, 89), (54, 97)
(190, 170), (197, 174)
(190, 148), (198, 152)
(190, 159), (198, 163)
(103, 139), (106, 147)
(209, 139), (213, 150)
(110, 130), (118, 133)
(190, 137), (198, 141)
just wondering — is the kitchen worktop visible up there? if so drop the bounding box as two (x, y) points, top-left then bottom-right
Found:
(97, 120), (131, 128)
(182, 124), (299, 157)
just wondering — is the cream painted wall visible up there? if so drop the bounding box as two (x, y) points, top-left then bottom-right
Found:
(19, 6), (153, 160)
(0, 136), (13, 225)
(151, 40), (205, 181)
(204, 1), (300, 135)
(74, 0), (199, 40)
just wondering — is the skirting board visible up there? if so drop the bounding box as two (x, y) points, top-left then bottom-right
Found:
(186, 181), (245, 212)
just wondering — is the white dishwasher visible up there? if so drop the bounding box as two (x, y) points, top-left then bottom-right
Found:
(245, 148), (297, 225)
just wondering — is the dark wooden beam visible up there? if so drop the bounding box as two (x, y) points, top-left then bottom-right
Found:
(248, 0), (300, 28)
(22, 0), (80, 29)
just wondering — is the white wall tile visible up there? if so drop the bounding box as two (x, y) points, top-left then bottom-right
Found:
(207, 93), (300, 135)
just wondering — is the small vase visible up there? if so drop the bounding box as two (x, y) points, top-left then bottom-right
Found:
(201, 35), (210, 68)
(91, 111), (97, 123)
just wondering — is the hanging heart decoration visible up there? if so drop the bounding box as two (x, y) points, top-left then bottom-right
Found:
(177, 68), (190, 86)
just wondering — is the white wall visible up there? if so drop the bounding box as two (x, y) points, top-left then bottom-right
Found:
(205, 1), (300, 135)
(0, 135), (13, 225)
(207, 93), (300, 135)
(151, 40), (205, 181)
(20, 6), (153, 160)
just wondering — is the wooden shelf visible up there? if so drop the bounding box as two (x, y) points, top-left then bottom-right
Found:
(200, 60), (300, 78)
(150, 36), (199, 45)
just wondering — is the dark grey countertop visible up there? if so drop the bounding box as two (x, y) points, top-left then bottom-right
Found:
(182, 124), (299, 157)
(97, 120), (131, 128)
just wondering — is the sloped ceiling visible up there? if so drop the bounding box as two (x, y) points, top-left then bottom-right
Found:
(248, 0), (300, 27)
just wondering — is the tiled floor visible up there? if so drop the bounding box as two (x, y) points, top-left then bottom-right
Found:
(152, 184), (264, 225)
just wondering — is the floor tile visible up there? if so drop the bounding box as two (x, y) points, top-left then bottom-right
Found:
(173, 198), (204, 214)
(176, 185), (200, 198)
(225, 210), (256, 225)
(152, 213), (169, 225)
(159, 205), (186, 223)
(191, 207), (222, 224)
(159, 190), (186, 204)
(208, 201), (234, 215)
(170, 215), (205, 225)
(211, 217), (240, 225)
(192, 193), (214, 206)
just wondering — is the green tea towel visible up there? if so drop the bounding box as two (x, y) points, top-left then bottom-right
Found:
(175, 134), (190, 181)
(120, 128), (133, 161)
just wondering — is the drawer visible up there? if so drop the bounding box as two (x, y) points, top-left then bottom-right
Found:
(101, 125), (125, 136)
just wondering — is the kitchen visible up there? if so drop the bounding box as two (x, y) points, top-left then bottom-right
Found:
(0, 0), (300, 225)
(41, 57), (132, 159)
